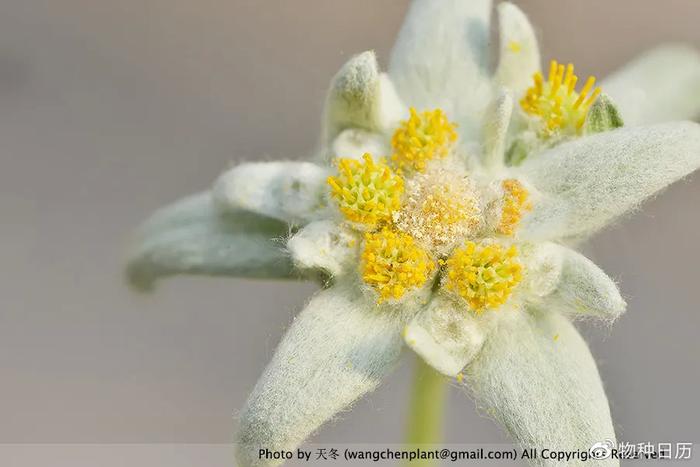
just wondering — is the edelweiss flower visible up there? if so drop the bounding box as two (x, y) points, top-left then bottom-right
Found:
(126, 1), (700, 466)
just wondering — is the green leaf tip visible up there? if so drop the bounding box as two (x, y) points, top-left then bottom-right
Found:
(585, 93), (624, 134)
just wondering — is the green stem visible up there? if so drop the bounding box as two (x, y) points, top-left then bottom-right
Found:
(405, 357), (448, 465)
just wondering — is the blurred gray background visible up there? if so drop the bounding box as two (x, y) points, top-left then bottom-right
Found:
(0, 1), (699, 465)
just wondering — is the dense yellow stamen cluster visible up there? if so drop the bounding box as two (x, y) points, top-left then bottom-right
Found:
(327, 153), (404, 227)
(325, 107), (533, 307)
(361, 228), (435, 302)
(391, 108), (457, 172)
(445, 242), (523, 312)
(521, 60), (601, 137)
(497, 179), (532, 236)
(393, 167), (481, 251)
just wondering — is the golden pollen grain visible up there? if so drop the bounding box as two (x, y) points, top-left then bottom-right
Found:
(520, 59), (601, 137)
(445, 241), (523, 312)
(327, 153), (404, 228)
(393, 167), (481, 252)
(508, 40), (522, 53)
(497, 179), (532, 236)
(391, 108), (457, 172)
(361, 228), (435, 301)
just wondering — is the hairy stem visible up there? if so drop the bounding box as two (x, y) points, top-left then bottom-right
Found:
(405, 357), (448, 465)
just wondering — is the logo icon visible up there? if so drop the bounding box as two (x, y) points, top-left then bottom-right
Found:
(589, 439), (615, 460)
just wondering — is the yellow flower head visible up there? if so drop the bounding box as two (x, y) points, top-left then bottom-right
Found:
(361, 228), (435, 301)
(327, 153), (404, 227)
(445, 241), (523, 312)
(520, 60), (601, 137)
(393, 166), (482, 251)
(497, 179), (532, 236)
(391, 108), (458, 172)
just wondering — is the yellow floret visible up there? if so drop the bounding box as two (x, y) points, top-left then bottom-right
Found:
(520, 59), (601, 137)
(327, 153), (404, 227)
(361, 228), (435, 302)
(497, 179), (532, 236)
(391, 108), (457, 172)
(444, 241), (523, 312)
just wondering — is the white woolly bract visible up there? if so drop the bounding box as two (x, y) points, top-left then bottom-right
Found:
(330, 128), (390, 163)
(323, 51), (380, 140)
(602, 44), (700, 126)
(375, 73), (408, 131)
(521, 242), (564, 298)
(481, 89), (514, 171)
(322, 51), (405, 148)
(213, 161), (330, 225)
(404, 295), (493, 377)
(286, 220), (358, 277)
(389, 0), (492, 139)
(544, 247), (626, 321)
(126, 192), (294, 291)
(495, 2), (541, 96)
(518, 121), (700, 240)
(235, 284), (405, 467)
(464, 310), (618, 466)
